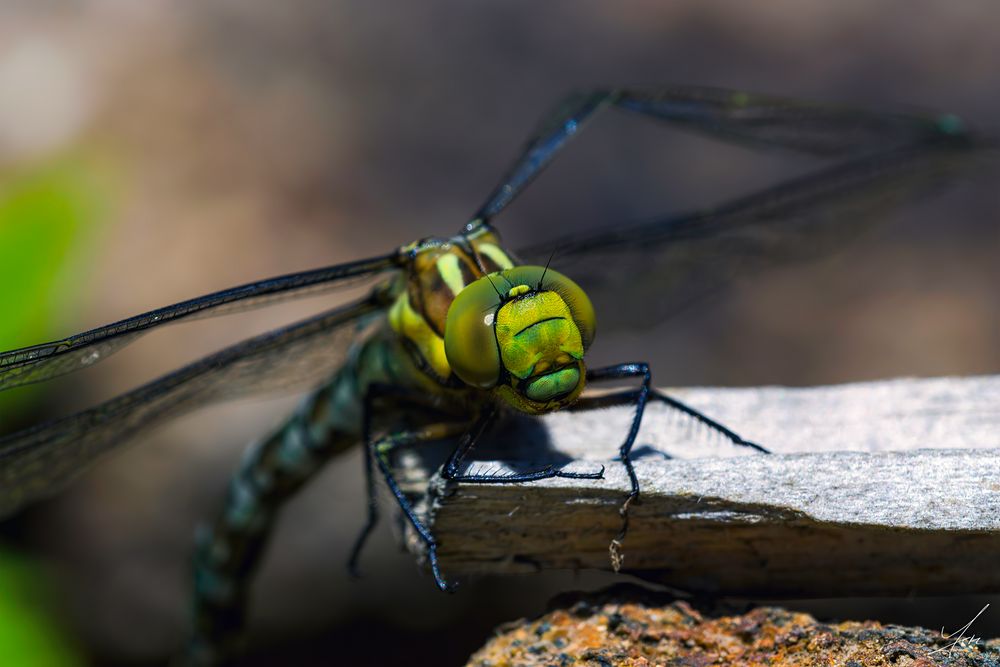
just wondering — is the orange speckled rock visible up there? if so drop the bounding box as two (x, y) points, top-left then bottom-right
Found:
(465, 586), (1000, 667)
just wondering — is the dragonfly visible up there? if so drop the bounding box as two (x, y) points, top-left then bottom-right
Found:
(0, 85), (992, 664)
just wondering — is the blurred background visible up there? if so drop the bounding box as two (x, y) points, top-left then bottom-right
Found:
(0, 1), (998, 665)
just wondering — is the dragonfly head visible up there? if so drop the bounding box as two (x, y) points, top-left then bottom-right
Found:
(444, 266), (595, 415)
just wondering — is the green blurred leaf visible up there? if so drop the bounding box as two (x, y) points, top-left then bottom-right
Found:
(0, 157), (113, 663)
(0, 160), (106, 346)
(0, 157), (112, 422)
(0, 550), (85, 667)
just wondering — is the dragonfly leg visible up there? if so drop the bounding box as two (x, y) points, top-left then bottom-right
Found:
(349, 383), (469, 578)
(441, 404), (604, 483)
(648, 389), (768, 453)
(367, 420), (476, 592)
(572, 388), (768, 454)
(187, 382), (357, 665)
(578, 363), (651, 570)
(574, 363), (768, 570)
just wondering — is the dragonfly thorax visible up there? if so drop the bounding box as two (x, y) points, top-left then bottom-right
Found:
(387, 231), (515, 383)
(444, 266), (596, 415)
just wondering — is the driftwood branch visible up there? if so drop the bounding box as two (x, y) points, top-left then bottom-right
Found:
(397, 375), (1000, 597)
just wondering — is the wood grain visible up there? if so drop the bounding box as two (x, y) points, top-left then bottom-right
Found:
(397, 375), (1000, 597)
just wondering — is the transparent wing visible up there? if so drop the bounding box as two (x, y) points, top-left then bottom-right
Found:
(469, 85), (962, 226)
(518, 132), (996, 328)
(0, 296), (383, 518)
(0, 252), (400, 392)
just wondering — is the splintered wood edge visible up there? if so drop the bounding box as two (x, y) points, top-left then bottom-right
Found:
(396, 375), (1000, 597)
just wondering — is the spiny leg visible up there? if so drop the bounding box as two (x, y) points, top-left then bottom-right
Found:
(348, 383), (469, 577)
(185, 382), (356, 666)
(441, 404), (604, 483)
(578, 363), (651, 571)
(572, 364), (767, 570)
(367, 420), (480, 591)
(649, 390), (768, 454)
(573, 387), (768, 454)
(362, 401), (602, 593)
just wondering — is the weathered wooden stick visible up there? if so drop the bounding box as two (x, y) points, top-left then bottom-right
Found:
(400, 375), (1000, 597)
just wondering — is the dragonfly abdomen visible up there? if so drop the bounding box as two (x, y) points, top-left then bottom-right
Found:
(189, 366), (366, 658)
(190, 314), (477, 644)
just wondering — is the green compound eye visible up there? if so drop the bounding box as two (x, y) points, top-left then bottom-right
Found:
(444, 266), (596, 390)
(443, 274), (503, 388)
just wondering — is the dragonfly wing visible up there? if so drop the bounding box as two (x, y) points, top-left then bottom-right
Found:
(0, 296), (383, 518)
(520, 133), (996, 329)
(0, 252), (400, 392)
(611, 86), (960, 157)
(470, 85), (962, 226)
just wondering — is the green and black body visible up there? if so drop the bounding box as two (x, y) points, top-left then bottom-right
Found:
(0, 85), (994, 665)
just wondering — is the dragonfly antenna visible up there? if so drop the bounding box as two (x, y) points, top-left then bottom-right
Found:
(485, 272), (504, 300)
(538, 249), (557, 289)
